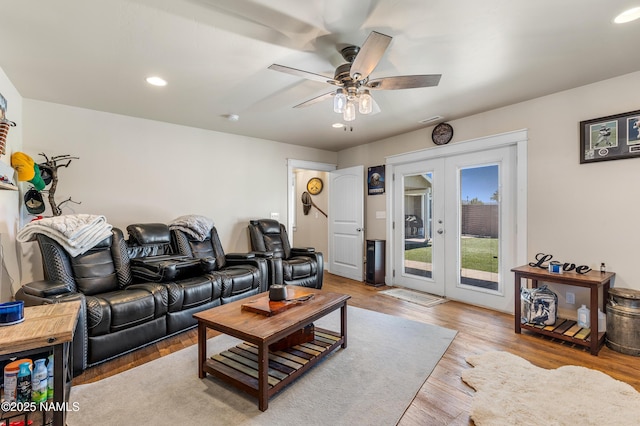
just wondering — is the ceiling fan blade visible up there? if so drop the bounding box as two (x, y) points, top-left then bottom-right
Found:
(269, 64), (339, 85)
(367, 74), (442, 90)
(293, 91), (334, 108)
(350, 31), (392, 81)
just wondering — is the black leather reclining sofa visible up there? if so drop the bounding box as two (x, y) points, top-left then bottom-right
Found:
(15, 223), (268, 375)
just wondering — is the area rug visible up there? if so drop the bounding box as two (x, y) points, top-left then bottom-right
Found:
(380, 287), (447, 308)
(67, 306), (456, 426)
(461, 351), (640, 426)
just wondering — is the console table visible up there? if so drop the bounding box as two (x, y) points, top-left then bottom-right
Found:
(0, 301), (80, 425)
(512, 265), (614, 355)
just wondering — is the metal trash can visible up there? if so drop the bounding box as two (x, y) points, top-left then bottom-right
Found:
(606, 288), (640, 356)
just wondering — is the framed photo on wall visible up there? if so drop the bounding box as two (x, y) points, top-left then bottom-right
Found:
(580, 109), (640, 164)
(367, 165), (385, 195)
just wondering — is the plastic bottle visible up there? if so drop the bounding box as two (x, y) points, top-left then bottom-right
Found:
(577, 304), (590, 328)
(3, 362), (20, 403)
(31, 358), (48, 403)
(16, 361), (32, 403)
(46, 354), (54, 400)
(598, 308), (606, 332)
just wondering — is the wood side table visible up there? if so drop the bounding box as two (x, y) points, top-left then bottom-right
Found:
(512, 265), (614, 355)
(0, 301), (80, 425)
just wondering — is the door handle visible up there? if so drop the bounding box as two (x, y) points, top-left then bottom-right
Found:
(356, 228), (364, 232)
(437, 228), (444, 234)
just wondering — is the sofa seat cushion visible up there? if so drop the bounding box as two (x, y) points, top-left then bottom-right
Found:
(283, 256), (317, 281)
(166, 275), (222, 312)
(86, 284), (167, 336)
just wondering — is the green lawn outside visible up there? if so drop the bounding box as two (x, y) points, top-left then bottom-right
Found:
(405, 237), (498, 273)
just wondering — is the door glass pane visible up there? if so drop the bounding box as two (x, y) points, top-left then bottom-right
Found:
(459, 165), (499, 290)
(403, 172), (433, 278)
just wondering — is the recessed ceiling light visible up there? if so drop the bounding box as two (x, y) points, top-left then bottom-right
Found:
(614, 7), (640, 24)
(146, 76), (167, 86)
(332, 123), (344, 128)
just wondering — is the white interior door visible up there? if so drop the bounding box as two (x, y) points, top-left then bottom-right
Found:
(329, 165), (364, 281)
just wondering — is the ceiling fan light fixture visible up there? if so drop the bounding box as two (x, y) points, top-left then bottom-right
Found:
(359, 90), (373, 114)
(343, 101), (356, 122)
(333, 89), (346, 113)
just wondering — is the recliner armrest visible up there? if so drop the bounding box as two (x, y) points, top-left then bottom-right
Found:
(291, 247), (316, 254)
(198, 257), (216, 273)
(21, 280), (73, 298)
(251, 251), (274, 259)
(226, 253), (256, 260)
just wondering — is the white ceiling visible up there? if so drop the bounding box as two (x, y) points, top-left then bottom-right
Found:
(1, 0), (639, 152)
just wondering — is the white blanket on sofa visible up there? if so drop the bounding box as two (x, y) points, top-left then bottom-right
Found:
(169, 215), (213, 241)
(17, 214), (113, 257)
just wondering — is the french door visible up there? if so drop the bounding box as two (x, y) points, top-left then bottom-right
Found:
(392, 144), (519, 311)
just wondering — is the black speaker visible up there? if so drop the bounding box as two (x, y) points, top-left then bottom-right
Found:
(365, 239), (385, 286)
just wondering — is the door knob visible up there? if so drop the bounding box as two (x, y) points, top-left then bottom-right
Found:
(356, 228), (364, 232)
(437, 228), (444, 234)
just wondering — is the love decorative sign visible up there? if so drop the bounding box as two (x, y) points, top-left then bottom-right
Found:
(528, 253), (592, 274)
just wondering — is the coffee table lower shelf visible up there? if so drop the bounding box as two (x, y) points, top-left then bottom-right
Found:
(203, 328), (342, 404)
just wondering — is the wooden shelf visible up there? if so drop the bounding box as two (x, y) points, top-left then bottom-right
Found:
(0, 181), (18, 190)
(521, 317), (605, 348)
(512, 265), (614, 355)
(203, 328), (342, 398)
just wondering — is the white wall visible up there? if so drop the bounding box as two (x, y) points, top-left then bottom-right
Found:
(20, 100), (337, 283)
(338, 71), (640, 308)
(0, 67), (23, 301)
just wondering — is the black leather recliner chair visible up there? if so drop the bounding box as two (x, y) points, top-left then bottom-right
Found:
(248, 219), (323, 289)
(15, 228), (169, 373)
(171, 225), (269, 303)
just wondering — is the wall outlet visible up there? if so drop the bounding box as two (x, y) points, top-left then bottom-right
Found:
(566, 292), (575, 304)
(270, 212), (279, 220)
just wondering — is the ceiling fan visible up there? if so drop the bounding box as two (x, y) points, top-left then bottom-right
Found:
(269, 31), (441, 122)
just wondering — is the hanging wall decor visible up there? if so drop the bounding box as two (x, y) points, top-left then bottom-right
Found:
(580, 109), (640, 163)
(38, 153), (81, 216)
(367, 165), (385, 195)
(0, 92), (17, 157)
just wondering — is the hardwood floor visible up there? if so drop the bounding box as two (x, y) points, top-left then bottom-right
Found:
(73, 273), (640, 425)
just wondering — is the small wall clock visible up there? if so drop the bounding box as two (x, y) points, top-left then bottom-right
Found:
(432, 122), (454, 145)
(306, 177), (323, 195)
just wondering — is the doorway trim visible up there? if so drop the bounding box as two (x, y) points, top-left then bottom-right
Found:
(385, 129), (528, 312)
(286, 159), (337, 253)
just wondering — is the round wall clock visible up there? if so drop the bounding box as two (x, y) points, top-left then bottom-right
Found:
(306, 177), (323, 195)
(432, 122), (454, 145)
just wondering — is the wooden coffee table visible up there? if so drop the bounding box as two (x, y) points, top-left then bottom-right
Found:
(193, 286), (350, 411)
